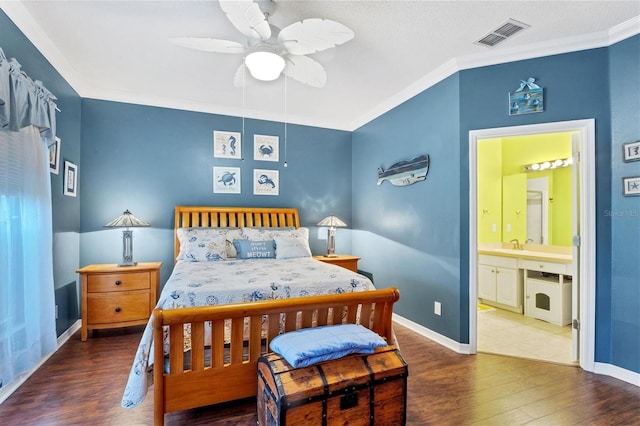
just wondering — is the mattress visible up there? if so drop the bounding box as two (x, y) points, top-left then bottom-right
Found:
(121, 257), (375, 409)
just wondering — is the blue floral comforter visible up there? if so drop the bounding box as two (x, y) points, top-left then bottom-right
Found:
(121, 257), (374, 409)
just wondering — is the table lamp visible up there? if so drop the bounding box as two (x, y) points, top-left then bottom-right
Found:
(104, 209), (149, 266)
(317, 215), (347, 257)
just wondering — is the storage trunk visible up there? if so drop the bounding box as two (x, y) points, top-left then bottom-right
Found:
(257, 347), (407, 426)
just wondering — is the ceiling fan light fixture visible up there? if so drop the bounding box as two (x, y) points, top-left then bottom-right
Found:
(245, 51), (285, 81)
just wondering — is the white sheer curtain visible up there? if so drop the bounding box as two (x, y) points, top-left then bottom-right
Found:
(0, 47), (58, 397)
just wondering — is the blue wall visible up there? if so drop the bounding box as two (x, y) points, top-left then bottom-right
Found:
(79, 99), (353, 285)
(608, 35), (640, 373)
(1, 10), (82, 336)
(352, 40), (639, 373)
(352, 75), (462, 340)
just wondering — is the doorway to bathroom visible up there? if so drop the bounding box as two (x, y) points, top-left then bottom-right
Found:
(469, 119), (596, 372)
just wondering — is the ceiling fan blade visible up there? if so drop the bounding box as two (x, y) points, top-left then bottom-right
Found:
(233, 63), (257, 87)
(279, 19), (354, 55)
(219, 0), (271, 41)
(169, 37), (246, 54)
(283, 55), (327, 88)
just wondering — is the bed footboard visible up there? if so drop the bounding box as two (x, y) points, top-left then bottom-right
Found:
(152, 287), (400, 426)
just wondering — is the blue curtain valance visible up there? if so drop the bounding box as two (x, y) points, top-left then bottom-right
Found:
(0, 47), (57, 140)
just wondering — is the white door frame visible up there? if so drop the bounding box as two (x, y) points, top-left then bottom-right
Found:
(468, 119), (596, 372)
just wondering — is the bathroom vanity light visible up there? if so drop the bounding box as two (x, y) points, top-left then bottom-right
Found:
(104, 209), (150, 266)
(523, 157), (572, 172)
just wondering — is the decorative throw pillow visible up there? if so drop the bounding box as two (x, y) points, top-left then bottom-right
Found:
(177, 232), (227, 262)
(176, 228), (243, 260)
(242, 227), (309, 242)
(233, 239), (276, 259)
(274, 236), (312, 259)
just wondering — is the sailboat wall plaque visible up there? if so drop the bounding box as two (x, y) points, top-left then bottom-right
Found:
(377, 154), (430, 187)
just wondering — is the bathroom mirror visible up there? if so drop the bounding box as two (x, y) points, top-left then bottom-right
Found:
(477, 133), (573, 247)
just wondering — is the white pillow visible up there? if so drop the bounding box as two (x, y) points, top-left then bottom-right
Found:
(274, 236), (312, 259)
(176, 228), (243, 260)
(242, 227), (309, 242)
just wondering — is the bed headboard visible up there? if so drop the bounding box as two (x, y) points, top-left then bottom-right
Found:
(174, 206), (301, 261)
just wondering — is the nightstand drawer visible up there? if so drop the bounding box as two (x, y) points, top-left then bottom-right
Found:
(87, 290), (150, 324)
(88, 272), (150, 292)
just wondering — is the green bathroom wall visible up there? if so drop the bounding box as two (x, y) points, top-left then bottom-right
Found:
(477, 138), (502, 243)
(502, 173), (527, 242)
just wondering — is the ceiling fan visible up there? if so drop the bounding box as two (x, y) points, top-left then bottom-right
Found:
(169, 0), (354, 88)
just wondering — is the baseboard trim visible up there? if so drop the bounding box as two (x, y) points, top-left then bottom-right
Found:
(393, 313), (639, 388)
(0, 320), (81, 405)
(57, 320), (81, 346)
(393, 313), (472, 354)
(594, 362), (640, 387)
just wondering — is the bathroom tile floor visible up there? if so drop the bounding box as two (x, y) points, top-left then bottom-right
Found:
(477, 305), (575, 365)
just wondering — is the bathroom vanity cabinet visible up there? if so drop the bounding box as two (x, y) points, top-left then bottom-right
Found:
(478, 254), (523, 313)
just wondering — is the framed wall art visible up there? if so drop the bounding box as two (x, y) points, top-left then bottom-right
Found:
(509, 78), (543, 116)
(623, 140), (640, 162)
(63, 161), (78, 197)
(213, 130), (241, 159)
(213, 166), (241, 194)
(253, 134), (279, 162)
(253, 169), (279, 196)
(622, 176), (640, 197)
(49, 136), (61, 174)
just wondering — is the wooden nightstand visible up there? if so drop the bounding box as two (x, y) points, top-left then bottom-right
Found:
(77, 262), (162, 341)
(313, 254), (360, 272)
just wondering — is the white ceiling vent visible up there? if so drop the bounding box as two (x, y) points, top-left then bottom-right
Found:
(475, 19), (530, 47)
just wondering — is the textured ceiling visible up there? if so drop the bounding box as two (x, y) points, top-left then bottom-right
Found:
(2, 1), (639, 130)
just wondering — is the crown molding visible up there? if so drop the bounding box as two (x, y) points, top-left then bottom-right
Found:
(350, 15), (639, 131)
(84, 87), (347, 131)
(0, 2), (90, 95)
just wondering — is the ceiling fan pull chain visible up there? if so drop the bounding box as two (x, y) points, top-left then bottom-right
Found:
(284, 75), (288, 167)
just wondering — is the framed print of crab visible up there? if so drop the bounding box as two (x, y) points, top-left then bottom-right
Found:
(254, 135), (279, 162)
(213, 166), (241, 194)
(213, 130), (241, 159)
(253, 169), (279, 196)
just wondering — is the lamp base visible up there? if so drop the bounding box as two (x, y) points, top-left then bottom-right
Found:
(118, 261), (137, 267)
(323, 254), (338, 258)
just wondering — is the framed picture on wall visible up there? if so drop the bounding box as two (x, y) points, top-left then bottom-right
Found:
(508, 78), (543, 116)
(623, 140), (640, 162)
(49, 137), (61, 174)
(213, 130), (241, 159)
(213, 166), (241, 194)
(63, 161), (78, 197)
(622, 176), (640, 197)
(253, 134), (279, 162)
(253, 169), (279, 196)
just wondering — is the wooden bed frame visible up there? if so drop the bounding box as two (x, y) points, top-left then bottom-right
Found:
(152, 206), (399, 425)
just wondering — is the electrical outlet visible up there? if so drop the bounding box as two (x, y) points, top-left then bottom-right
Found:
(434, 301), (441, 316)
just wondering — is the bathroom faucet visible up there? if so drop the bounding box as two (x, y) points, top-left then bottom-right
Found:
(510, 239), (522, 250)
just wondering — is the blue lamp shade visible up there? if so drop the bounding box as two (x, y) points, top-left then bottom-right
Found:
(317, 215), (347, 257)
(104, 210), (149, 266)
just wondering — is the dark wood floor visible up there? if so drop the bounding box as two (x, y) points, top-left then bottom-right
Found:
(1, 323), (638, 425)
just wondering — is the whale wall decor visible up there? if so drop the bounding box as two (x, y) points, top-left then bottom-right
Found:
(377, 154), (430, 187)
